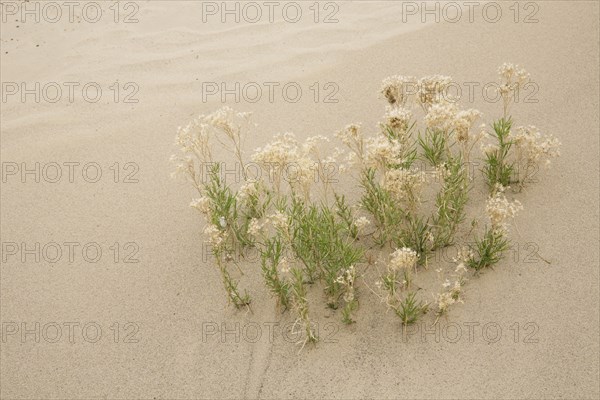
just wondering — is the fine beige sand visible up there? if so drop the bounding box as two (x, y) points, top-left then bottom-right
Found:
(1, 1), (599, 399)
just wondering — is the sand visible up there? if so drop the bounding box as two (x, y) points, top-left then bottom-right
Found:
(1, 1), (599, 399)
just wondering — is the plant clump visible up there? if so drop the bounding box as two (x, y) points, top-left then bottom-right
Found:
(172, 64), (560, 348)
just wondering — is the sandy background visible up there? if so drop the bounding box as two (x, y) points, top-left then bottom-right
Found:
(1, 1), (599, 399)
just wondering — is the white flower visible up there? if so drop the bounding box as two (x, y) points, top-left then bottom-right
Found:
(497, 63), (530, 114)
(251, 132), (300, 189)
(237, 181), (258, 201)
(425, 101), (457, 132)
(511, 125), (561, 166)
(364, 135), (403, 170)
(389, 247), (418, 271)
(383, 106), (412, 132)
(437, 291), (455, 314)
(190, 196), (211, 214)
(303, 135), (329, 153)
(247, 218), (264, 237)
(481, 143), (499, 156)
(486, 191), (523, 233)
(380, 75), (416, 106)
(497, 63), (530, 89)
(335, 123), (362, 146)
(453, 109), (482, 143)
(268, 211), (289, 231)
(383, 168), (427, 202)
(203, 224), (226, 248)
(417, 75), (453, 109)
(335, 265), (357, 303)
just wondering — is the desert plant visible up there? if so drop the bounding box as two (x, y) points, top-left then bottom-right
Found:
(172, 64), (559, 347)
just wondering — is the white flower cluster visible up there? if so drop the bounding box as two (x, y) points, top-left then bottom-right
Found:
(247, 211), (290, 239)
(424, 102), (484, 144)
(454, 109), (483, 143)
(203, 224), (227, 249)
(388, 247), (418, 271)
(269, 211), (289, 231)
(417, 75), (453, 110)
(497, 63), (530, 115)
(171, 107), (253, 184)
(498, 63), (530, 90)
(437, 263), (467, 315)
(383, 106), (413, 133)
(436, 291), (454, 314)
(335, 123), (363, 148)
(380, 75), (416, 107)
(364, 135), (403, 171)
(247, 218), (265, 238)
(251, 132), (300, 184)
(237, 180), (259, 202)
(383, 168), (427, 203)
(190, 196), (211, 214)
(512, 125), (561, 167)
(251, 133), (342, 198)
(486, 187), (524, 233)
(378, 73), (483, 154)
(335, 265), (357, 302)
(424, 101), (458, 132)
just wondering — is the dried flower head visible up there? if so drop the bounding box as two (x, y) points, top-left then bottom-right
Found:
(383, 168), (427, 204)
(389, 247), (418, 271)
(512, 125), (561, 166)
(417, 75), (453, 110)
(486, 188), (523, 233)
(454, 109), (483, 143)
(497, 63), (530, 117)
(424, 101), (457, 132)
(268, 211), (289, 232)
(204, 224), (226, 249)
(237, 180), (259, 202)
(335, 265), (357, 303)
(384, 106), (412, 131)
(247, 218), (265, 238)
(190, 196), (211, 214)
(380, 75), (416, 107)
(364, 135), (403, 171)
